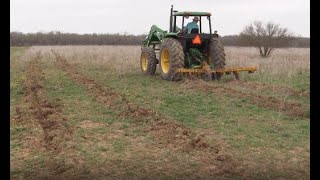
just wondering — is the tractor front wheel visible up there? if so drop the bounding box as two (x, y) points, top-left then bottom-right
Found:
(140, 47), (157, 75)
(159, 38), (185, 81)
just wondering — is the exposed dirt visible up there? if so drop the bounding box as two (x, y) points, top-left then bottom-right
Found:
(52, 52), (241, 175)
(14, 52), (72, 152)
(148, 119), (209, 150)
(53, 52), (200, 150)
(53, 52), (211, 151)
(181, 79), (308, 118)
(54, 52), (156, 120)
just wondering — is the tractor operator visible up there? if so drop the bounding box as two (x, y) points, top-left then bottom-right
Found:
(185, 16), (199, 34)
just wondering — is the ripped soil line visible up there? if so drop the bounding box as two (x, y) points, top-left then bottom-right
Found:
(15, 53), (72, 151)
(182, 80), (308, 118)
(52, 51), (208, 151)
(52, 52), (241, 175)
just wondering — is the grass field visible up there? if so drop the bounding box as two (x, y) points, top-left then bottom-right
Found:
(10, 45), (310, 179)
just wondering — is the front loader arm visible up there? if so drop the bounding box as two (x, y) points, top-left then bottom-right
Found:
(142, 25), (166, 48)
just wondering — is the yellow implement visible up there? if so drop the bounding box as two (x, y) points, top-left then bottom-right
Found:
(175, 64), (257, 80)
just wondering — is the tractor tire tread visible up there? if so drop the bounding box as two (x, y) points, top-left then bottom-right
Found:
(209, 37), (226, 69)
(141, 47), (157, 75)
(159, 38), (184, 81)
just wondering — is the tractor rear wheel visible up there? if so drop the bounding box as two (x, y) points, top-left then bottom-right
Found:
(209, 37), (226, 80)
(140, 47), (157, 75)
(159, 38), (185, 80)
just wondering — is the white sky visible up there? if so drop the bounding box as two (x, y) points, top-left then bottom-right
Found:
(10, 0), (310, 37)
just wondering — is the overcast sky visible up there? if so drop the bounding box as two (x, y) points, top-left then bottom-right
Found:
(10, 0), (310, 37)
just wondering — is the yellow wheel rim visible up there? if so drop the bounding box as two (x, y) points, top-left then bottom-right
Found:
(161, 48), (170, 73)
(141, 54), (148, 71)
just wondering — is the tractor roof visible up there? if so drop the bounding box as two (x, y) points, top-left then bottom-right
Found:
(173, 11), (211, 16)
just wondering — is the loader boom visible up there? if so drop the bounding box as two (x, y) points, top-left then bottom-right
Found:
(142, 25), (166, 48)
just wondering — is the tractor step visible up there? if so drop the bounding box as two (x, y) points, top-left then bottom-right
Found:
(175, 66), (257, 80)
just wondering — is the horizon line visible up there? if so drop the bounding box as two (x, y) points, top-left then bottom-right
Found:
(10, 31), (310, 38)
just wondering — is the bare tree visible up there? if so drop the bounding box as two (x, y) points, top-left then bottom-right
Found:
(239, 21), (293, 57)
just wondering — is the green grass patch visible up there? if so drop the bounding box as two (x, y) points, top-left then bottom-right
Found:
(43, 64), (119, 125)
(10, 46), (30, 57)
(241, 70), (310, 92)
(112, 139), (128, 153)
(10, 46), (309, 178)
(79, 65), (309, 177)
(10, 46), (30, 119)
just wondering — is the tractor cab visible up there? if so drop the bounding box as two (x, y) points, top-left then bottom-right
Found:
(168, 7), (217, 68)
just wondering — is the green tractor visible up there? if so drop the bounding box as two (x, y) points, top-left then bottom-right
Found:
(140, 5), (256, 80)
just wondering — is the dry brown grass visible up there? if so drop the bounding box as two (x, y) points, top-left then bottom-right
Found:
(34, 45), (141, 75)
(33, 45), (310, 79)
(225, 47), (310, 77)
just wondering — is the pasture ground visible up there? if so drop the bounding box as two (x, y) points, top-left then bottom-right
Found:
(10, 46), (310, 179)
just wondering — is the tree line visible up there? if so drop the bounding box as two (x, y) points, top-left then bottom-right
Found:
(10, 31), (146, 46)
(222, 35), (309, 48)
(10, 31), (309, 48)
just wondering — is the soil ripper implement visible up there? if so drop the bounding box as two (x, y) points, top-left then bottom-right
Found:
(140, 5), (257, 80)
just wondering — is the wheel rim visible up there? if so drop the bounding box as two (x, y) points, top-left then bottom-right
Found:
(141, 54), (148, 71)
(161, 48), (170, 73)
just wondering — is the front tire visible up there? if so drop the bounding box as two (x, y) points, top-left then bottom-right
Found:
(159, 38), (185, 81)
(140, 47), (157, 75)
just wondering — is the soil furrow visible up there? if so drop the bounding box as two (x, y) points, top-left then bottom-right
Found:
(52, 52), (242, 175)
(182, 80), (308, 118)
(15, 52), (72, 151)
(53, 51), (209, 151)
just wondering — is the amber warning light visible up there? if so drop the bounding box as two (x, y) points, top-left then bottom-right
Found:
(192, 34), (202, 44)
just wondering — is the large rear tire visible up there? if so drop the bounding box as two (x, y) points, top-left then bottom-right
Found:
(159, 38), (185, 81)
(209, 37), (226, 80)
(140, 47), (157, 75)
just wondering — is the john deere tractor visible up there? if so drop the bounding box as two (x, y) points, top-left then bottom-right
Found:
(140, 5), (256, 80)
